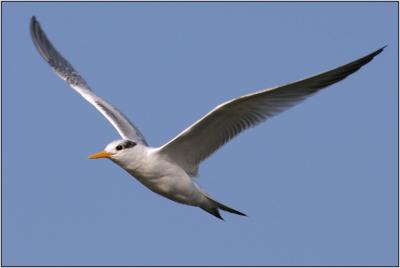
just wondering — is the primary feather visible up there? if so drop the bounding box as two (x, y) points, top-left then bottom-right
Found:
(159, 47), (385, 176)
(30, 16), (148, 144)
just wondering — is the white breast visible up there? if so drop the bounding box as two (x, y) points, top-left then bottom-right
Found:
(115, 146), (204, 205)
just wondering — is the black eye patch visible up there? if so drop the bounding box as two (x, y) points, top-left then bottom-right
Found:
(124, 140), (137, 148)
(116, 145), (123, 151)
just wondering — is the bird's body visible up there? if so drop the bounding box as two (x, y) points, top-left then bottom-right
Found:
(30, 16), (384, 219)
(115, 144), (202, 206)
(105, 141), (238, 218)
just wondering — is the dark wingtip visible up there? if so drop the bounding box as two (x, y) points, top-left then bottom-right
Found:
(30, 16), (39, 38)
(30, 16), (38, 30)
(372, 45), (387, 57)
(29, 15), (53, 63)
(238, 211), (248, 217)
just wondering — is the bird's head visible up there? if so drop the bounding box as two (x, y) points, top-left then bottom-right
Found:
(88, 139), (137, 161)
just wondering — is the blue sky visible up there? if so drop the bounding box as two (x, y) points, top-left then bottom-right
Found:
(3, 2), (397, 266)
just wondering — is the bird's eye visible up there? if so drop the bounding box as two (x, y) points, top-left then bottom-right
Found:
(116, 145), (123, 151)
(125, 141), (137, 148)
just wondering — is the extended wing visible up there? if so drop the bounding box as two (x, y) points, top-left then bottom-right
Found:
(159, 47), (384, 176)
(30, 16), (147, 145)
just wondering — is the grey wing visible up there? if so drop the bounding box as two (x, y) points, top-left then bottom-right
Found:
(30, 16), (148, 145)
(159, 47), (385, 176)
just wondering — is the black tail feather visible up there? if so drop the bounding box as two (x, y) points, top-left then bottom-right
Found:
(201, 196), (247, 219)
(201, 207), (225, 220)
(214, 200), (247, 217)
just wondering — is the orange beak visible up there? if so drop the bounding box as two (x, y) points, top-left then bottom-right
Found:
(88, 151), (113, 159)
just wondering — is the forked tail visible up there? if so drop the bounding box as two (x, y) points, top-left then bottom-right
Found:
(201, 195), (247, 220)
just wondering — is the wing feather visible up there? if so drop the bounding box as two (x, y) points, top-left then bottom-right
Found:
(159, 47), (385, 176)
(30, 16), (147, 145)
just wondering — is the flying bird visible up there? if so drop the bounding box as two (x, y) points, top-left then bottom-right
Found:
(30, 16), (384, 220)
